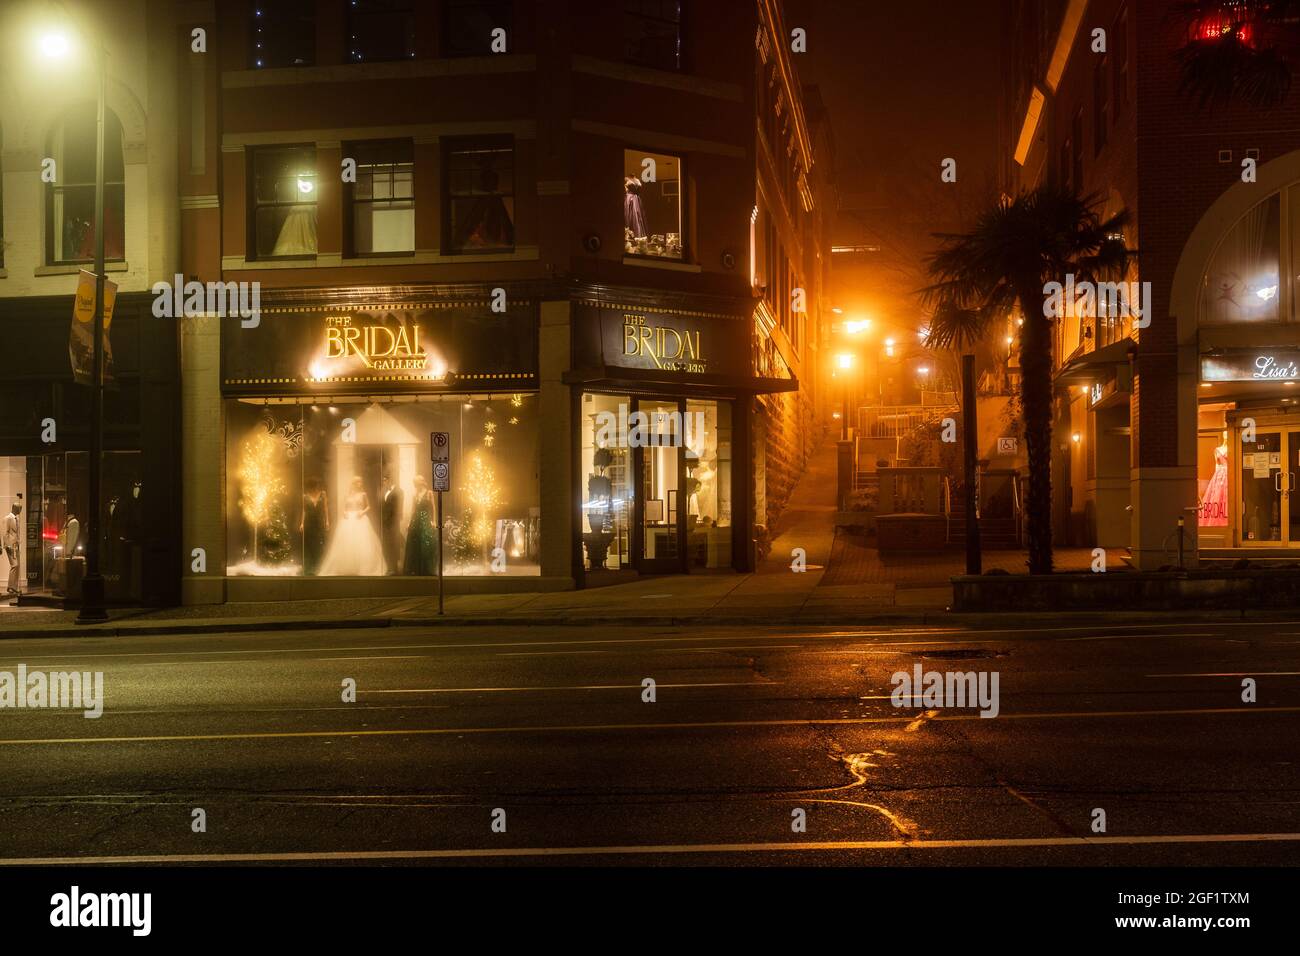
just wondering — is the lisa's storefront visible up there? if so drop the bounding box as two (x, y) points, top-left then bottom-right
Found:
(1197, 348), (1300, 552)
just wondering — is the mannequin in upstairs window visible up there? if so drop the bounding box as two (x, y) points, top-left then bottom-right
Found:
(624, 176), (647, 239)
(455, 163), (514, 250)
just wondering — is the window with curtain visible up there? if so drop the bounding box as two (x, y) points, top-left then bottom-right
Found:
(1200, 193), (1281, 324)
(443, 0), (512, 57)
(347, 140), (414, 255)
(251, 145), (318, 259)
(624, 0), (682, 71)
(46, 104), (126, 265)
(251, 0), (316, 68)
(443, 138), (514, 254)
(347, 0), (415, 62)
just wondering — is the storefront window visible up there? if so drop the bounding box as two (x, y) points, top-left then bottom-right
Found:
(580, 393), (633, 570)
(685, 400), (732, 569)
(624, 149), (682, 259)
(1200, 193), (1280, 324)
(226, 394), (540, 577)
(444, 138), (515, 254)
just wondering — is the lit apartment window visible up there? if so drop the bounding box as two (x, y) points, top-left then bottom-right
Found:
(251, 145), (318, 259)
(251, 0), (316, 69)
(443, 137), (514, 253)
(347, 140), (414, 256)
(623, 149), (682, 259)
(443, 0), (512, 57)
(347, 0), (416, 62)
(625, 0), (682, 71)
(47, 104), (125, 265)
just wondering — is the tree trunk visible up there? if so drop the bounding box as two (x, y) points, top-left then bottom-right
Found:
(1017, 284), (1054, 575)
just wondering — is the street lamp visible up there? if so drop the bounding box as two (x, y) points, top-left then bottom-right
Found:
(835, 352), (854, 439)
(40, 23), (110, 623)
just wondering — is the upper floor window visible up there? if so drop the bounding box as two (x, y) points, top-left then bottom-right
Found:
(250, 145), (317, 259)
(443, 137), (514, 254)
(251, 0), (316, 69)
(47, 104), (125, 265)
(1201, 192), (1281, 324)
(624, 148), (682, 260)
(443, 0), (512, 57)
(347, 0), (416, 63)
(347, 140), (414, 256)
(625, 0), (682, 71)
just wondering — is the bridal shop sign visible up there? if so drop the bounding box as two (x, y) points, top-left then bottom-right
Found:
(1201, 350), (1300, 383)
(221, 298), (537, 396)
(573, 301), (750, 380)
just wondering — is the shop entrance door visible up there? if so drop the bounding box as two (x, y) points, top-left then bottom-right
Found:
(1239, 428), (1300, 545)
(632, 397), (686, 574)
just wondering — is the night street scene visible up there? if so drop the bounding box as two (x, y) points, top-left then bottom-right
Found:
(0, 0), (1297, 942)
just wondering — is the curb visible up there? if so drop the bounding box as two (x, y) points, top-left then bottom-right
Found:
(0, 606), (1270, 640)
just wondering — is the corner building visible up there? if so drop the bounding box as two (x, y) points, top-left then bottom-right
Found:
(180, 0), (830, 603)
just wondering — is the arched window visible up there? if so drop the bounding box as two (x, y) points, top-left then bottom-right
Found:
(1200, 191), (1282, 324)
(46, 103), (125, 265)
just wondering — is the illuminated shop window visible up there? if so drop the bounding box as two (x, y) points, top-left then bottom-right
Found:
(251, 0), (316, 69)
(624, 0), (682, 72)
(225, 395), (540, 578)
(1200, 192), (1280, 324)
(46, 104), (125, 265)
(251, 145), (318, 259)
(623, 149), (683, 260)
(347, 140), (414, 255)
(443, 138), (514, 254)
(347, 0), (415, 63)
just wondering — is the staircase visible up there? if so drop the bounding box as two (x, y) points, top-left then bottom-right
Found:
(944, 475), (1023, 550)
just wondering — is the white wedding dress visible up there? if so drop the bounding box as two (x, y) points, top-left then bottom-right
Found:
(320, 492), (386, 576)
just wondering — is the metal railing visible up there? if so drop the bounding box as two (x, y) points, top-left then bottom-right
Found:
(856, 402), (959, 439)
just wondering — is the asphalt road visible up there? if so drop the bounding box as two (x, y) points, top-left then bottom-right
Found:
(0, 617), (1297, 866)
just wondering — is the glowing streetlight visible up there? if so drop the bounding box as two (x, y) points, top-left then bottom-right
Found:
(843, 319), (870, 335)
(39, 31), (74, 59)
(884, 337), (895, 357)
(835, 352), (854, 370)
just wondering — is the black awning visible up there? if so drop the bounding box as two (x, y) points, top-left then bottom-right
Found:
(563, 365), (799, 395)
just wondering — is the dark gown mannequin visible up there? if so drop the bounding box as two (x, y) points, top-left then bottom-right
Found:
(403, 490), (438, 576)
(302, 493), (328, 575)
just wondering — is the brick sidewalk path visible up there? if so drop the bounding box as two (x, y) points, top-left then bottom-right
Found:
(820, 533), (1098, 586)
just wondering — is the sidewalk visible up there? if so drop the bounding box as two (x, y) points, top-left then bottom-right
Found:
(0, 442), (1245, 637)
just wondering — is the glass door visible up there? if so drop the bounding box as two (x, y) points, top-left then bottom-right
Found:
(634, 398), (685, 573)
(1240, 430), (1283, 543)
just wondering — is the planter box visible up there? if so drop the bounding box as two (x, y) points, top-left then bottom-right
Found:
(878, 513), (946, 552)
(952, 568), (1300, 612)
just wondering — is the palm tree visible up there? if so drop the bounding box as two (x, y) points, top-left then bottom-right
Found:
(1172, 1), (1300, 108)
(921, 185), (1132, 575)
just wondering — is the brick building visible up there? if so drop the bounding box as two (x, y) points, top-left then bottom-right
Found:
(1003, 0), (1300, 567)
(0, 0), (183, 605)
(175, 0), (833, 604)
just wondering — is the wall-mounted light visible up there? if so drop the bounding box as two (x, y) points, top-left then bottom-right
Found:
(1071, 432), (1082, 444)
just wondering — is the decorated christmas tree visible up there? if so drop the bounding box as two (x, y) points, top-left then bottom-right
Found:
(258, 498), (293, 566)
(462, 450), (502, 558)
(237, 428), (286, 566)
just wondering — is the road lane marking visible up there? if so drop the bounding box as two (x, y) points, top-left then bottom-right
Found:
(1, 705), (1296, 747)
(4, 831), (1300, 865)
(365, 681), (780, 694)
(1061, 633), (1217, 642)
(1146, 671), (1300, 677)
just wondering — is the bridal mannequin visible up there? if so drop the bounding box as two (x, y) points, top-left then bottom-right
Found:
(320, 476), (385, 575)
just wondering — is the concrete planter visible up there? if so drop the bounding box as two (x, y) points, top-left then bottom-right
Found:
(952, 568), (1300, 612)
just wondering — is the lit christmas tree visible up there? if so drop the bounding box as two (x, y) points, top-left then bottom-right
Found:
(462, 450), (501, 553)
(237, 429), (286, 566)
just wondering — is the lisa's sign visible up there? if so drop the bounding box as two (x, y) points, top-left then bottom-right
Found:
(1201, 350), (1300, 383)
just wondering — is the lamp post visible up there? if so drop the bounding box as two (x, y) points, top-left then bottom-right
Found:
(835, 352), (854, 440)
(43, 25), (109, 622)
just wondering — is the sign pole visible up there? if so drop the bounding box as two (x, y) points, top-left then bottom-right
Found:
(437, 490), (444, 616)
